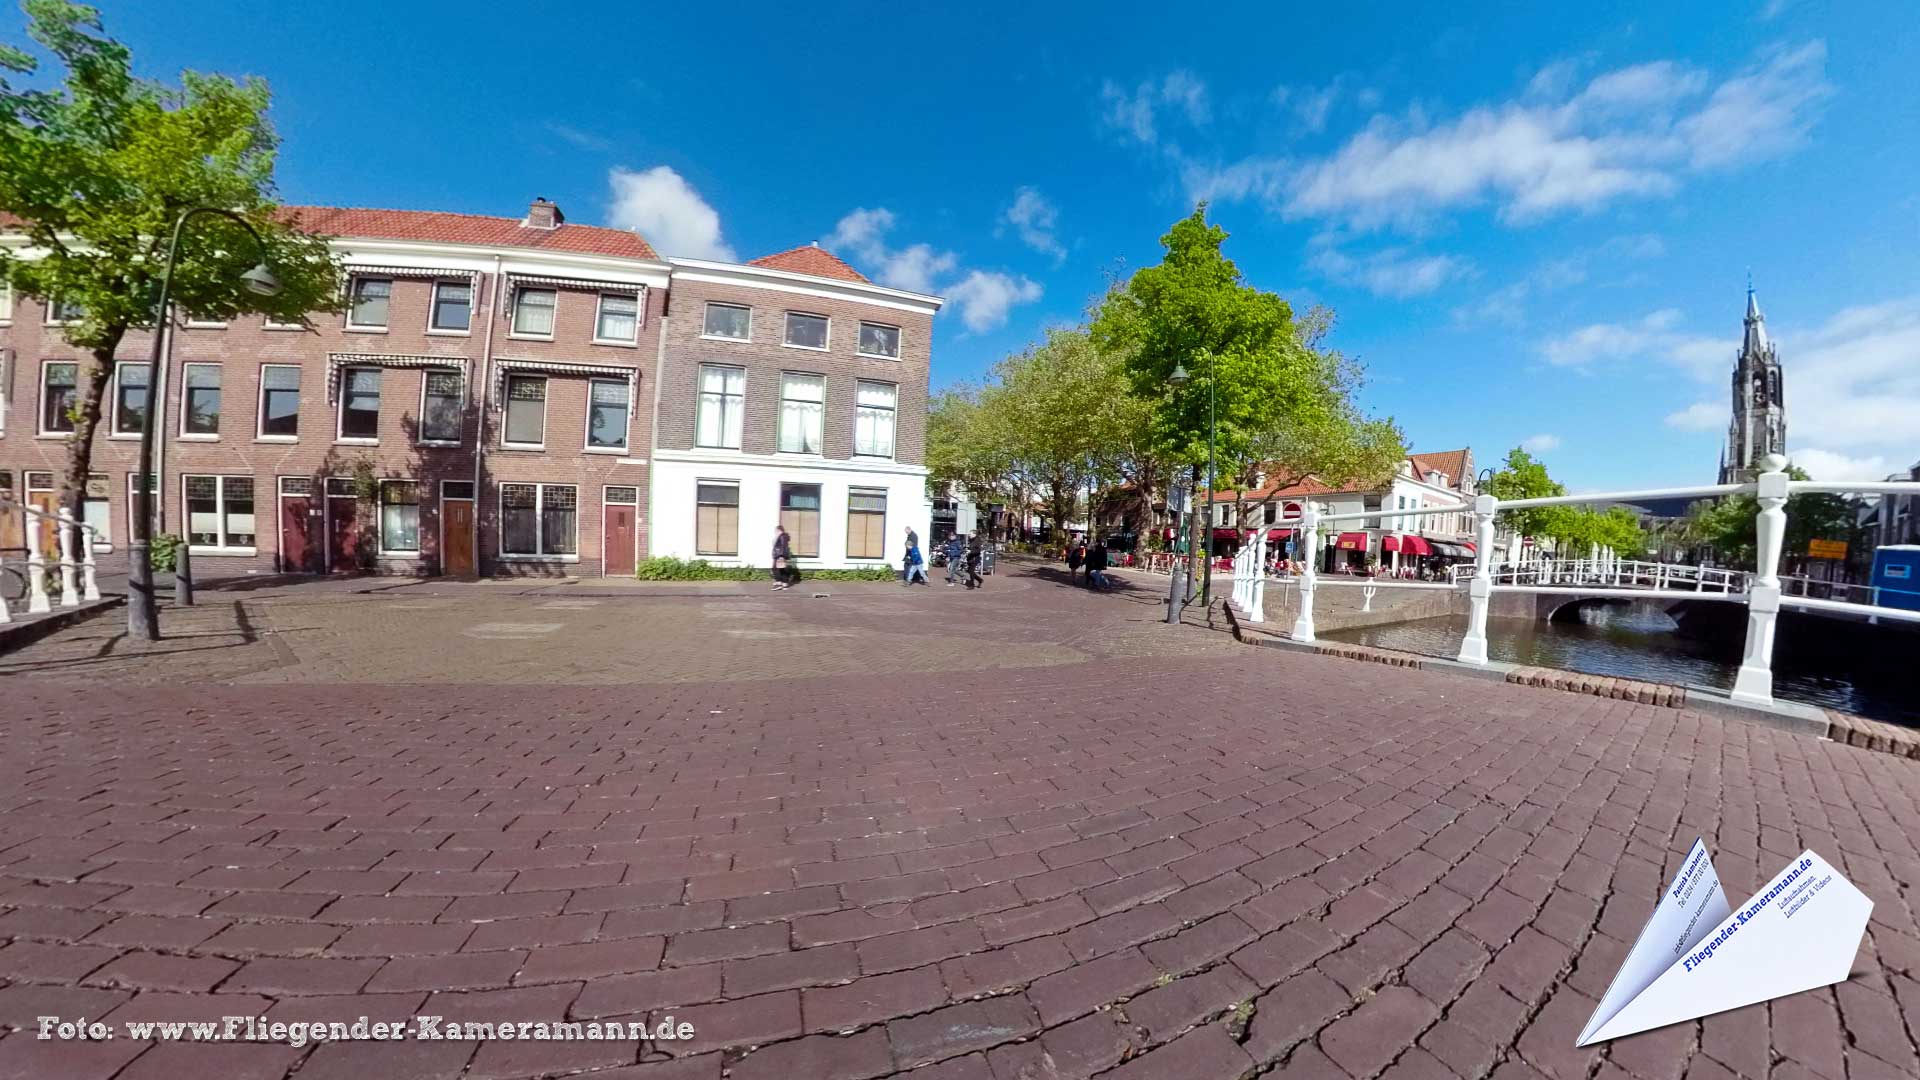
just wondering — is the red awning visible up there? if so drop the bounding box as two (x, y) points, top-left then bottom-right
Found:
(1335, 532), (1369, 551)
(1381, 535), (1399, 553)
(1211, 528), (1243, 540)
(1401, 535), (1433, 556)
(1266, 527), (1296, 540)
(1461, 541), (1476, 552)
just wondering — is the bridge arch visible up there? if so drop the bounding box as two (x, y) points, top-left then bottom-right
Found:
(1542, 596), (1633, 624)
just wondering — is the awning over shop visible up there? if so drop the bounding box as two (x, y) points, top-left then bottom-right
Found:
(1266, 527), (1298, 540)
(1334, 532), (1369, 551)
(1400, 535), (1433, 556)
(1429, 541), (1465, 558)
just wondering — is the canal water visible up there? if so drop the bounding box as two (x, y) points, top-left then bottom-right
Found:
(1322, 602), (1919, 727)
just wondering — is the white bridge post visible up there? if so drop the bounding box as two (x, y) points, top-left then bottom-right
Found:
(56, 508), (81, 608)
(1291, 508), (1319, 642)
(1457, 494), (1498, 665)
(1732, 455), (1789, 704)
(25, 510), (51, 615)
(1250, 531), (1267, 623)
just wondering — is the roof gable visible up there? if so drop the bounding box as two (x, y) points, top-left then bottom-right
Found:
(747, 245), (870, 283)
(282, 206), (659, 259)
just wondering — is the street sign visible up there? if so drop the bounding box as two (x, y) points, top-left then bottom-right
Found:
(1807, 539), (1848, 560)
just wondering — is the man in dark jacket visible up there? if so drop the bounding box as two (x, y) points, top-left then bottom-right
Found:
(964, 535), (985, 589)
(943, 534), (966, 587)
(1085, 540), (1110, 589)
(771, 525), (794, 591)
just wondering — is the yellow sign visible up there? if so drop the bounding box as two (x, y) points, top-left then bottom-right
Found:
(1807, 539), (1848, 560)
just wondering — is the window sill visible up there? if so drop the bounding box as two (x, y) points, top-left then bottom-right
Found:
(183, 323), (228, 330)
(107, 433), (142, 441)
(852, 454), (897, 462)
(583, 446), (630, 455)
(699, 334), (751, 344)
(189, 546), (258, 557)
(425, 328), (472, 337)
(37, 432), (75, 440)
(507, 332), (555, 342)
(263, 324), (306, 332)
(342, 325), (389, 334)
(499, 554), (581, 563)
(178, 434), (221, 442)
(255, 435), (299, 444)
(693, 444), (745, 453)
(781, 343), (830, 352)
(591, 338), (639, 349)
(334, 437), (380, 446)
(499, 443), (546, 453)
(378, 551), (425, 560)
(776, 451), (827, 459)
(417, 440), (462, 449)
(856, 353), (902, 362)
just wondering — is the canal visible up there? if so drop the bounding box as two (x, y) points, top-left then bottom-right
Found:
(1322, 602), (1919, 726)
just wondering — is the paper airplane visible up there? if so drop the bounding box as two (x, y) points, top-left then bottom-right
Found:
(1577, 839), (1872, 1045)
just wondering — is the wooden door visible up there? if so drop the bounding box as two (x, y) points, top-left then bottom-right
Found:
(442, 500), (475, 576)
(604, 505), (636, 576)
(327, 497), (359, 573)
(280, 496), (315, 573)
(28, 491), (59, 559)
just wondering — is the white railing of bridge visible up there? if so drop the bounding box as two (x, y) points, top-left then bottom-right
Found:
(1219, 454), (1920, 707)
(0, 492), (103, 624)
(1448, 557), (1747, 593)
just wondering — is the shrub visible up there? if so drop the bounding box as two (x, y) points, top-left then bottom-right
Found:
(634, 558), (897, 582)
(148, 533), (185, 573)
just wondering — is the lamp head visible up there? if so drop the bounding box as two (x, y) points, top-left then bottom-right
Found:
(241, 263), (282, 296)
(1169, 362), (1190, 385)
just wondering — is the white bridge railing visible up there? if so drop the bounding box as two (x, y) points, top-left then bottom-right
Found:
(1223, 454), (1920, 707)
(0, 492), (104, 624)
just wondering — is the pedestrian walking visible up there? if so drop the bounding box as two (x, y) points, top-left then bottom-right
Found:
(1085, 539), (1109, 589)
(1066, 539), (1084, 581)
(965, 535), (984, 589)
(771, 524), (794, 591)
(901, 526), (919, 583)
(944, 534), (966, 587)
(904, 535), (929, 585)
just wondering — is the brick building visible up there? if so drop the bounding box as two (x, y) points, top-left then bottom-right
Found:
(0, 199), (942, 578)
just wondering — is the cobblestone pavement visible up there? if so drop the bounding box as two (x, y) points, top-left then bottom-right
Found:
(2, 564), (1918, 1079)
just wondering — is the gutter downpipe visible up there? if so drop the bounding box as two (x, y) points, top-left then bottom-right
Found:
(648, 280), (668, 565)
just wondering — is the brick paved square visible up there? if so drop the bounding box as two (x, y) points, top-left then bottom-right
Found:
(0, 564), (1914, 1078)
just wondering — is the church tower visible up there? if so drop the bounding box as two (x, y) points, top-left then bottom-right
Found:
(1718, 285), (1786, 483)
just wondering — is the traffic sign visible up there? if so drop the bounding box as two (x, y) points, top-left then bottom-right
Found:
(1807, 539), (1848, 560)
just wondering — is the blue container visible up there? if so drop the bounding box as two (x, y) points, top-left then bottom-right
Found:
(1870, 545), (1920, 611)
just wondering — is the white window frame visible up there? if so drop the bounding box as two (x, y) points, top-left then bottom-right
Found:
(498, 482), (579, 561)
(108, 362), (151, 440)
(500, 373), (549, 450)
(336, 365), (382, 444)
(777, 371), (825, 456)
(81, 472), (113, 553)
(702, 302), (752, 342)
(0, 350), (7, 435)
(263, 315), (305, 331)
(695, 364), (745, 450)
(417, 370), (464, 447)
(181, 473), (258, 556)
(782, 311), (830, 352)
(694, 480), (741, 557)
(178, 362), (223, 441)
(257, 364), (302, 442)
(510, 287), (558, 341)
(377, 478), (424, 557)
(127, 472), (158, 545)
(427, 279), (474, 335)
(44, 296), (83, 326)
(345, 276), (393, 331)
(584, 377), (630, 453)
(0, 281), (14, 325)
(39, 359), (80, 436)
(857, 321), (903, 360)
(846, 487), (889, 561)
(592, 292), (640, 346)
(854, 380), (897, 459)
(183, 313), (227, 329)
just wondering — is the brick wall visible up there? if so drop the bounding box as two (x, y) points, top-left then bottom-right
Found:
(656, 279), (930, 466)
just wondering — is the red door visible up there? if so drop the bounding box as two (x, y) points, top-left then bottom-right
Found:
(327, 497), (359, 573)
(280, 495), (315, 572)
(604, 505), (636, 576)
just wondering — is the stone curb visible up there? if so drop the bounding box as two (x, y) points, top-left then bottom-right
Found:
(0, 594), (126, 654)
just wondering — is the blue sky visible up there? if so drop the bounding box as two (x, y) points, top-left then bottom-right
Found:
(24, 0), (1920, 489)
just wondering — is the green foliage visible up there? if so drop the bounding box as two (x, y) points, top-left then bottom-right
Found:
(146, 531), (183, 573)
(633, 557), (894, 582)
(1090, 207), (1311, 469)
(1, 1), (344, 513)
(1484, 447), (1566, 539)
(1686, 465), (1851, 570)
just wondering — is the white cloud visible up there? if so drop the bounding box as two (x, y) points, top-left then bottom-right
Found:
(1452, 281), (1531, 328)
(1540, 309), (1730, 376)
(1665, 402), (1724, 430)
(1002, 187), (1065, 263)
(1194, 42), (1831, 230)
(1100, 70), (1210, 146)
(1521, 434), (1562, 453)
(1292, 84), (1340, 133)
(605, 166), (734, 260)
(546, 123), (612, 151)
(1789, 448), (1893, 482)
(1773, 296), (1920, 456)
(824, 207), (956, 293)
(1311, 245), (1473, 298)
(825, 208), (1042, 330)
(946, 271), (1044, 333)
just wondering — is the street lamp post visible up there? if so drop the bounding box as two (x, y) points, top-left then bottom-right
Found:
(128, 207), (281, 640)
(1164, 362), (1190, 624)
(1200, 351), (1216, 606)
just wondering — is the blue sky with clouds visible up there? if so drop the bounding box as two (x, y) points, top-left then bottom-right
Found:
(29, 0), (1920, 488)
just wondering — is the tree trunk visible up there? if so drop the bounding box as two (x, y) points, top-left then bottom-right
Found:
(59, 344), (122, 551)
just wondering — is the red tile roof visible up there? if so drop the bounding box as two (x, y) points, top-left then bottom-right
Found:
(283, 206), (658, 259)
(747, 244), (870, 283)
(1408, 449), (1470, 488)
(2, 206), (660, 259)
(1206, 476), (1345, 503)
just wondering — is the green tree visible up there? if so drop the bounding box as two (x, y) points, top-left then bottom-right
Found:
(1687, 465), (1852, 571)
(1484, 447), (1570, 541)
(1, 1), (341, 524)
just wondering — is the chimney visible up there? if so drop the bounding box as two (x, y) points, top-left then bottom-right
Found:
(526, 197), (564, 230)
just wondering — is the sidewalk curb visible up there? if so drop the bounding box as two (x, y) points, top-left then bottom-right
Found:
(0, 594), (126, 654)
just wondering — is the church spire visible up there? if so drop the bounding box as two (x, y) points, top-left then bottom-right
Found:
(1743, 281), (1768, 355)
